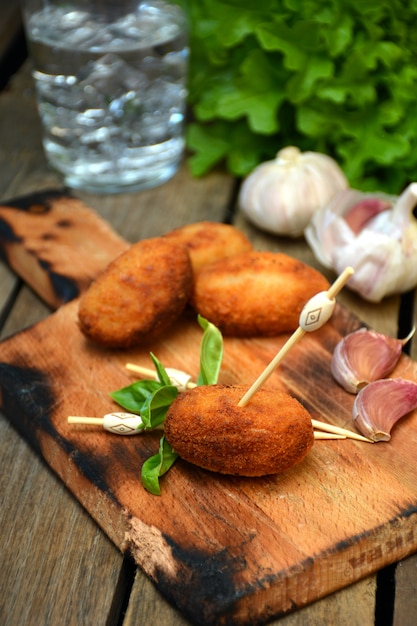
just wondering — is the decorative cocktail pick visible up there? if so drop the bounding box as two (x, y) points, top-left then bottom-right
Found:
(68, 412), (144, 435)
(237, 267), (355, 408)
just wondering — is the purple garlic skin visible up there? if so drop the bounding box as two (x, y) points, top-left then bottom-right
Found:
(305, 183), (417, 302)
(331, 327), (410, 393)
(353, 378), (417, 442)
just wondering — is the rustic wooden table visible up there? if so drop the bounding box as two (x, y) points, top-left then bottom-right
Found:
(1, 34), (416, 626)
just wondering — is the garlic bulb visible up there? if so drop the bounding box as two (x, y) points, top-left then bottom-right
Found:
(239, 146), (349, 237)
(331, 327), (414, 393)
(353, 378), (417, 441)
(305, 183), (417, 302)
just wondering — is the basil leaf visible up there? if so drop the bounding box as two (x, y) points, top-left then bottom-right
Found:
(140, 385), (178, 429)
(141, 437), (179, 495)
(110, 379), (177, 429)
(197, 315), (223, 386)
(110, 379), (162, 415)
(150, 352), (171, 386)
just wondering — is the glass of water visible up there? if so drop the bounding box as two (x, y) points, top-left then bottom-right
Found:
(21, 0), (189, 193)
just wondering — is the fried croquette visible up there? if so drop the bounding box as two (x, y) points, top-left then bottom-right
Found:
(191, 251), (330, 336)
(78, 237), (192, 348)
(163, 221), (253, 273)
(164, 384), (314, 476)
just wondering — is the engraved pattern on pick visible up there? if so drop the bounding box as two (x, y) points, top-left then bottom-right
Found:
(304, 307), (323, 326)
(109, 423), (136, 434)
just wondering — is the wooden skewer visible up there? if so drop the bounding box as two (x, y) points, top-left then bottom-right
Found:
(126, 363), (161, 378)
(68, 415), (370, 442)
(68, 415), (345, 441)
(68, 416), (104, 425)
(237, 267), (355, 408)
(311, 419), (373, 443)
(314, 432), (345, 440)
(125, 362), (197, 389)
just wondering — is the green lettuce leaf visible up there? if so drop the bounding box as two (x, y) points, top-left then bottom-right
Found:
(183, 0), (417, 192)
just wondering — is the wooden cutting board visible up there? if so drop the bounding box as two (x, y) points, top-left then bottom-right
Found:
(0, 189), (128, 308)
(1, 193), (417, 626)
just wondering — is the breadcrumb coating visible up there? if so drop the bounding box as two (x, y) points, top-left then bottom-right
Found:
(191, 251), (330, 336)
(164, 384), (314, 476)
(78, 237), (193, 348)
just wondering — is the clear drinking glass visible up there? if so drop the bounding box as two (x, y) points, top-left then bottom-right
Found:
(21, 0), (189, 193)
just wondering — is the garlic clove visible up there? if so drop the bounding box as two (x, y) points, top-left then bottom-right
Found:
(305, 183), (417, 301)
(343, 198), (392, 234)
(239, 146), (348, 238)
(353, 378), (417, 442)
(331, 327), (413, 393)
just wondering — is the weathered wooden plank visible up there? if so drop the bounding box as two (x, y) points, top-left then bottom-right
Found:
(392, 295), (417, 626)
(75, 166), (237, 242)
(126, 564), (376, 626)
(0, 411), (125, 626)
(0, 0), (22, 67)
(124, 569), (192, 626)
(393, 554), (417, 626)
(0, 62), (62, 200)
(0, 288), (126, 626)
(0, 264), (18, 313)
(275, 577), (376, 626)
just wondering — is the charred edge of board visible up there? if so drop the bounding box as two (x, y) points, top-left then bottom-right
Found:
(0, 361), (120, 503)
(38, 257), (80, 305)
(0, 215), (22, 247)
(69, 448), (120, 500)
(0, 361), (65, 456)
(152, 537), (250, 626)
(152, 535), (318, 626)
(0, 191), (80, 305)
(0, 188), (71, 214)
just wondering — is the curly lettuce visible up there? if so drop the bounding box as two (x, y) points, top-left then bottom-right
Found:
(182, 0), (417, 192)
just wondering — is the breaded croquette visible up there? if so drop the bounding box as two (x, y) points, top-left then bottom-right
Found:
(191, 251), (330, 336)
(78, 237), (192, 348)
(164, 384), (314, 476)
(163, 221), (253, 273)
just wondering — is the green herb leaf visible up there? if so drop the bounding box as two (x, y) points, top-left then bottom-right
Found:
(110, 380), (178, 430)
(141, 437), (179, 496)
(140, 385), (179, 429)
(197, 315), (223, 386)
(110, 380), (162, 416)
(150, 352), (171, 386)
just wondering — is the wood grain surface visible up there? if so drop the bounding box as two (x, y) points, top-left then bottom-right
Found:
(1, 195), (417, 625)
(0, 190), (128, 308)
(1, 60), (416, 626)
